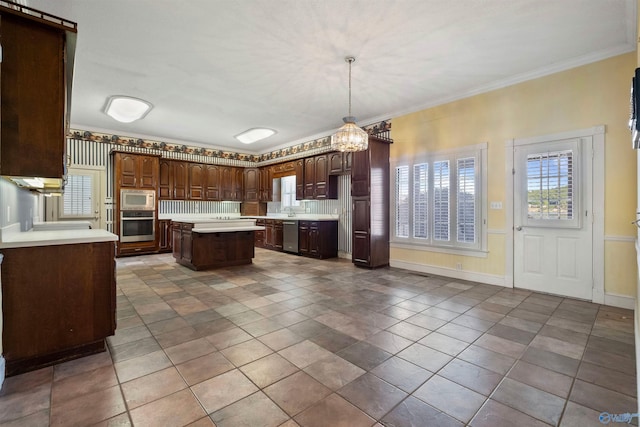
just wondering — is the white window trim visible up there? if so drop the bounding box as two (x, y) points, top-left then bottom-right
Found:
(390, 143), (488, 255)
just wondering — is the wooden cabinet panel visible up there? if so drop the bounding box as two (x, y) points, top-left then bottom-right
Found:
(221, 167), (233, 200)
(188, 163), (205, 200)
(234, 167), (244, 201)
(264, 219), (283, 251)
(172, 161), (188, 200)
(158, 219), (172, 252)
(2, 241), (115, 376)
(304, 157), (315, 199)
(295, 160), (304, 200)
(0, 9), (72, 180)
(259, 167), (273, 202)
(254, 219), (265, 248)
(117, 154), (138, 188)
(244, 168), (259, 202)
(114, 153), (159, 191)
(329, 152), (344, 174)
(351, 136), (390, 268)
(298, 221), (338, 259)
(204, 164), (221, 201)
(344, 152), (353, 173)
(159, 159), (171, 199)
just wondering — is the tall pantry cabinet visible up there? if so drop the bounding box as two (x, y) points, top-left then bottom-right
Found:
(351, 136), (391, 268)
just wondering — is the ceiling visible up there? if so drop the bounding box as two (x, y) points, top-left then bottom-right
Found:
(26, 0), (636, 154)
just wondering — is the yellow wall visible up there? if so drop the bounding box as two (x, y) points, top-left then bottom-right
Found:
(392, 52), (637, 297)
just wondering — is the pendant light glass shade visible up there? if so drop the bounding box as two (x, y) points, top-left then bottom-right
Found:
(331, 116), (368, 152)
(331, 57), (368, 152)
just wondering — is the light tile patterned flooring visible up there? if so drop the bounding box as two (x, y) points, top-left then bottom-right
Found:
(0, 248), (637, 426)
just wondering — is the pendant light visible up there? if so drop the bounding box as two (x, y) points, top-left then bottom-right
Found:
(331, 56), (368, 152)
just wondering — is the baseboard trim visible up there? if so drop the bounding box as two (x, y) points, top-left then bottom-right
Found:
(604, 292), (636, 310)
(389, 259), (509, 287)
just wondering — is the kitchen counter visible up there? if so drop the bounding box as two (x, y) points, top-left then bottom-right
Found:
(242, 215), (340, 221)
(0, 225), (117, 249)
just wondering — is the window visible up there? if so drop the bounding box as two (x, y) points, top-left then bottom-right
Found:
(62, 173), (93, 217)
(526, 150), (573, 221)
(391, 143), (487, 253)
(280, 175), (300, 209)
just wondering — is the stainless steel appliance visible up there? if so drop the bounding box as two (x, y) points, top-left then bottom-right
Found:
(283, 220), (298, 253)
(120, 210), (155, 242)
(120, 189), (155, 211)
(120, 189), (155, 243)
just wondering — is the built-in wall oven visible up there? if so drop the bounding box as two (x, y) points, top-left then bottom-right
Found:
(120, 189), (155, 243)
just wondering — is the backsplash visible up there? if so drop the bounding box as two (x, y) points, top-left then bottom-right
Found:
(159, 200), (241, 215)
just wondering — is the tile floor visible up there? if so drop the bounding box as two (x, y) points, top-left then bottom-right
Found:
(0, 248), (637, 426)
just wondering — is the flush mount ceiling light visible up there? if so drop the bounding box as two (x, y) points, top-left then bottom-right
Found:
(235, 128), (276, 144)
(331, 56), (368, 152)
(104, 96), (153, 123)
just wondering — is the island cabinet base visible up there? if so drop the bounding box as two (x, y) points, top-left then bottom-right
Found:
(173, 227), (256, 271)
(1, 242), (116, 376)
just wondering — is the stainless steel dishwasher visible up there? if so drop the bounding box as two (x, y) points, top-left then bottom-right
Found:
(282, 220), (299, 254)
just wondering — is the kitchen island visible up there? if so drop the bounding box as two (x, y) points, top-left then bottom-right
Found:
(171, 218), (264, 271)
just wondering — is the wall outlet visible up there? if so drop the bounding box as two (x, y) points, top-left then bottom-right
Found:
(7, 206), (10, 222)
(306, 208), (310, 213)
(456, 262), (462, 271)
(333, 209), (338, 214)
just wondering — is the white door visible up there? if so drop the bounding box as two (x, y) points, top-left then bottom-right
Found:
(513, 136), (593, 300)
(47, 167), (104, 229)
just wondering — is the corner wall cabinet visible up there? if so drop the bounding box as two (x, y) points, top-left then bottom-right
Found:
(351, 136), (391, 268)
(0, 4), (76, 185)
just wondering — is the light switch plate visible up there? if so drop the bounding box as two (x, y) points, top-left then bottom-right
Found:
(490, 201), (503, 209)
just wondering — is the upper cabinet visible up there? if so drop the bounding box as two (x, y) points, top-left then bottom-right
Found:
(329, 151), (352, 175)
(114, 153), (159, 191)
(244, 168), (260, 202)
(0, 5), (77, 188)
(300, 154), (337, 200)
(221, 166), (243, 201)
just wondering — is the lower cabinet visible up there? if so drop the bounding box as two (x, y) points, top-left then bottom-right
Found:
(255, 219), (266, 248)
(2, 241), (116, 376)
(298, 221), (338, 259)
(158, 219), (172, 253)
(264, 219), (283, 251)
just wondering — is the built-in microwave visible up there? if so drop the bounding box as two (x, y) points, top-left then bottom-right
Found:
(120, 189), (155, 211)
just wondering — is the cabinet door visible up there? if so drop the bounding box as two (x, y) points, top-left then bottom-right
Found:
(351, 150), (370, 197)
(304, 157), (315, 199)
(189, 163), (205, 200)
(295, 160), (304, 200)
(0, 13), (66, 179)
(172, 161), (188, 200)
(344, 152), (352, 173)
(159, 159), (172, 199)
(352, 198), (371, 265)
(139, 156), (158, 189)
(158, 220), (172, 251)
(234, 167), (244, 201)
(182, 230), (193, 262)
(204, 164), (220, 201)
(309, 223), (320, 256)
(117, 154), (138, 188)
(314, 155), (329, 199)
(221, 167), (234, 200)
(244, 168), (259, 202)
(265, 220), (274, 248)
(273, 221), (283, 250)
(172, 225), (182, 259)
(298, 222), (309, 254)
(329, 152), (344, 174)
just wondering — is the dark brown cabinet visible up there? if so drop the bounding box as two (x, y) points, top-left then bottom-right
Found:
(264, 219), (283, 251)
(114, 153), (159, 190)
(221, 166), (244, 201)
(351, 136), (391, 268)
(254, 219), (266, 248)
(188, 163), (205, 200)
(259, 166), (274, 202)
(301, 155), (337, 200)
(158, 219), (172, 252)
(329, 151), (352, 175)
(244, 168), (260, 202)
(2, 241), (116, 376)
(298, 221), (338, 259)
(159, 160), (189, 200)
(159, 158), (171, 199)
(0, 6), (76, 184)
(295, 159), (305, 200)
(172, 222), (193, 263)
(172, 161), (188, 200)
(204, 164), (221, 201)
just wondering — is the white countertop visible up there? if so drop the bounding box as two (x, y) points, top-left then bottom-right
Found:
(32, 221), (92, 231)
(0, 228), (118, 249)
(242, 215), (339, 221)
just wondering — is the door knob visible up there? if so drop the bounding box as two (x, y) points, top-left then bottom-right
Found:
(516, 226), (523, 231)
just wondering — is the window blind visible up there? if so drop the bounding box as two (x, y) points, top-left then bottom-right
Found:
(526, 150), (573, 220)
(433, 160), (450, 241)
(395, 166), (409, 237)
(63, 174), (93, 216)
(457, 157), (475, 243)
(413, 163), (428, 239)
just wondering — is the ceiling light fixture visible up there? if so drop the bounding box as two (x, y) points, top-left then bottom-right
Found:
(104, 95), (153, 123)
(235, 128), (276, 144)
(331, 56), (368, 152)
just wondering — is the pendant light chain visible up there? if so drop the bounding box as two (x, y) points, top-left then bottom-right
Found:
(348, 57), (353, 117)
